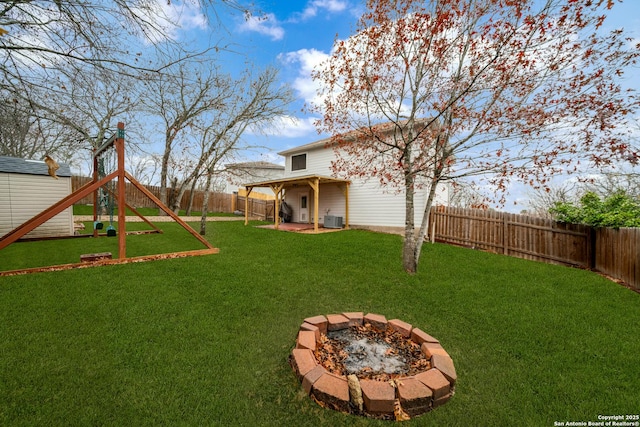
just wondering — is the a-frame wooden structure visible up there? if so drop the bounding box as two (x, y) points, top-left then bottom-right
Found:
(0, 122), (218, 275)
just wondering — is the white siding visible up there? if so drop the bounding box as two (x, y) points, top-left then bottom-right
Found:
(0, 172), (73, 238)
(347, 177), (449, 227)
(317, 184), (347, 222)
(283, 144), (449, 228)
(284, 183), (347, 224)
(284, 149), (334, 179)
(283, 147), (346, 224)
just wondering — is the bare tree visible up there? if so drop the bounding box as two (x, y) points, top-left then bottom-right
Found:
(0, 95), (84, 161)
(127, 152), (162, 186)
(0, 0), (246, 78)
(0, 99), (32, 157)
(1, 0), (249, 159)
(37, 64), (146, 156)
(585, 170), (640, 200)
(449, 180), (490, 209)
(524, 181), (581, 217)
(143, 62), (227, 209)
(145, 63), (292, 213)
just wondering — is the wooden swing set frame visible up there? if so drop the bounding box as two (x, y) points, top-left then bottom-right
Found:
(0, 122), (218, 276)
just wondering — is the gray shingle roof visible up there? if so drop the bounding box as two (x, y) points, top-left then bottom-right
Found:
(0, 156), (72, 177)
(225, 161), (284, 170)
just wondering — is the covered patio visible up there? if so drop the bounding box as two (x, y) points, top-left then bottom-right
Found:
(243, 174), (350, 233)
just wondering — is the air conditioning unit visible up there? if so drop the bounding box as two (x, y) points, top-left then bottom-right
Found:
(324, 215), (343, 229)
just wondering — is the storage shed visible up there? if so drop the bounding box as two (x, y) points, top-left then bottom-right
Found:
(0, 156), (74, 239)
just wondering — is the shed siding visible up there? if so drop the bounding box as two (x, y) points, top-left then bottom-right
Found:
(0, 172), (73, 238)
(0, 174), (11, 234)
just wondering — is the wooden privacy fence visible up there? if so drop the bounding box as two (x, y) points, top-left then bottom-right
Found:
(235, 195), (275, 221)
(72, 176), (233, 213)
(594, 227), (640, 291)
(429, 205), (638, 291)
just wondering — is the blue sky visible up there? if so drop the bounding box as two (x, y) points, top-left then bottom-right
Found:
(211, 0), (362, 156)
(166, 0), (639, 209)
(197, 0), (640, 158)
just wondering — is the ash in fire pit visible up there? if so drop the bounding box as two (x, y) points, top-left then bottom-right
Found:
(322, 324), (427, 379)
(314, 319), (431, 383)
(332, 329), (408, 375)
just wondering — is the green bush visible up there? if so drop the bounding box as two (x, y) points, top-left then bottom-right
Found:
(550, 190), (640, 227)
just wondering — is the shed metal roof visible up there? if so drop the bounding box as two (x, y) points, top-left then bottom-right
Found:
(0, 156), (72, 177)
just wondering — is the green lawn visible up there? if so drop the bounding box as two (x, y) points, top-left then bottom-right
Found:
(1, 221), (638, 426)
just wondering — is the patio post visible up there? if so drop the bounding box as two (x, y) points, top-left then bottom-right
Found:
(313, 178), (319, 232)
(270, 183), (284, 230)
(344, 182), (350, 229)
(244, 186), (253, 225)
(306, 178), (320, 233)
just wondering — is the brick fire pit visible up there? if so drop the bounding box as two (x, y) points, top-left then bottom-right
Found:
(289, 312), (456, 420)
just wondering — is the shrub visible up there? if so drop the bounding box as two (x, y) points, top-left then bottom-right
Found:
(550, 190), (640, 227)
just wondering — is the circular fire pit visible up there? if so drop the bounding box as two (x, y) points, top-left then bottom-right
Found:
(289, 312), (456, 420)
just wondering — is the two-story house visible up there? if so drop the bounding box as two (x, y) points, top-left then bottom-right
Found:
(243, 128), (450, 234)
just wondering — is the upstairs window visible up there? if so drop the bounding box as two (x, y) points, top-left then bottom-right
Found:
(291, 153), (306, 171)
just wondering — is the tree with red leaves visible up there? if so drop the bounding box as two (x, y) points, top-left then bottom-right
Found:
(311, 0), (639, 274)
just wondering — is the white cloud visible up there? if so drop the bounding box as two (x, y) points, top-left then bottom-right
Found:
(132, 0), (208, 44)
(279, 48), (330, 104)
(274, 116), (319, 138)
(237, 13), (285, 41)
(299, 0), (349, 20)
(249, 116), (319, 138)
(234, 1), (349, 43)
(164, 1), (208, 31)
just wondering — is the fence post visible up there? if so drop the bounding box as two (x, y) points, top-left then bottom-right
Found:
(502, 216), (508, 255)
(588, 227), (596, 269)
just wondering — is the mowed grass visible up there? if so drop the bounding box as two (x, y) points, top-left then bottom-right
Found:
(0, 221), (638, 426)
(0, 221), (207, 271)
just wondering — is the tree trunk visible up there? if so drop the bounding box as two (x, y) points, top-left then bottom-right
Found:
(158, 142), (172, 215)
(185, 178), (198, 216)
(200, 173), (213, 235)
(413, 181), (439, 268)
(402, 238), (418, 274)
(402, 164), (418, 274)
(167, 177), (179, 213)
(171, 180), (190, 214)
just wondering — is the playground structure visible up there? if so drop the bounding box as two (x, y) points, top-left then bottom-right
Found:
(0, 122), (218, 276)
